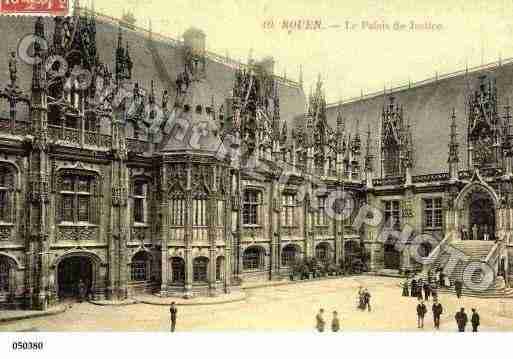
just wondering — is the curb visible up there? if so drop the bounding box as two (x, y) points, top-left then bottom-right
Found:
(242, 274), (363, 290)
(0, 305), (67, 324)
(89, 299), (139, 306)
(137, 292), (247, 306)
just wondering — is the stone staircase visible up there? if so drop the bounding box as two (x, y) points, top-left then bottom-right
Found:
(420, 239), (513, 298)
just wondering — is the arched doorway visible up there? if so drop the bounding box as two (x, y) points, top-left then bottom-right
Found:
(469, 194), (495, 240)
(57, 256), (93, 299)
(242, 246), (265, 271)
(281, 244), (299, 267)
(384, 241), (400, 270)
(315, 242), (331, 263)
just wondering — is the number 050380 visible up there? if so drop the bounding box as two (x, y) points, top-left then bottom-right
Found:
(12, 341), (44, 350)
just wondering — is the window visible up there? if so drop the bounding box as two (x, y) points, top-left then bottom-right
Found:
(243, 247), (264, 270)
(243, 190), (260, 225)
(316, 196), (327, 226)
(171, 257), (185, 283)
(0, 167), (13, 223)
(170, 198), (185, 226)
(282, 193), (296, 227)
(215, 200), (224, 227)
(281, 245), (298, 266)
(130, 252), (150, 282)
(193, 257), (208, 282)
(216, 256), (224, 281)
(315, 243), (330, 262)
(0, 257), (9, 293)
(383, 200), (400, 229)
(133, 181), (147, 224)
(59, 174), (95, 224)
(192, 199), (207, 226)
(424, 198), (443, 229)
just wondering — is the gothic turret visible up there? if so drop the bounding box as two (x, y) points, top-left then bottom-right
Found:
(448, 108), (459, 180)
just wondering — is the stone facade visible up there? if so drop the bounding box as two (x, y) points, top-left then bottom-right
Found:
(1, 11), (513, 310)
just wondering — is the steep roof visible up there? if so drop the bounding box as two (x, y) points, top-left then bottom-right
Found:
(325, 60), (513, 176)
(0, 13), (306, 144)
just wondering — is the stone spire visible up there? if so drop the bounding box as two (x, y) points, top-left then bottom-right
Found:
(448, 108), (459, 179)
(32, 17), (46, 91)
(364, 124), (374, 173)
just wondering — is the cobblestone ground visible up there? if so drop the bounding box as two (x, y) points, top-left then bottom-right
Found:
(2, 276), (513, 332)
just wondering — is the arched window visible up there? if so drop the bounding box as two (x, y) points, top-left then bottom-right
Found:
(0, 256), (11, 293)
(281, 245), (298, 266)
(216, 256), (225, 281)
(243, 246), (264, 270)
(58, 172), (97, 224)
(132, 180), (148, 224)
(130, 251), (150, 282)
(171, 257), (185, 284)
(193, 257), (209, 282)
(315, 243), (330, 263)
(0, 164), (15, 223)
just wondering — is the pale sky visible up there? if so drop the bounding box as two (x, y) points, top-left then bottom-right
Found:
(85, 0), (513, 104)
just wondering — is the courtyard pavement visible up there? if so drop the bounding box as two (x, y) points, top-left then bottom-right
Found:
(1, 276), (513, 332)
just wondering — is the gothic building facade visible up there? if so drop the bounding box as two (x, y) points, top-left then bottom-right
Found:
(1, 11), (513, 310)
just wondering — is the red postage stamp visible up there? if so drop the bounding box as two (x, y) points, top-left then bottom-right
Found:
(1, 0), (69, 14)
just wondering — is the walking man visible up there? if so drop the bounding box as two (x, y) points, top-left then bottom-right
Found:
(455, 280), (463, 299)
(417, 300), (427, 328)
(471, 308), (480, 332)
(316, 308), (325, 332)
(432, 299), (443, 330)
(170, 302), (177, 332)
(363, 288), (371, 312)
(455, 307), (468, 332)
(331, 311), (340, 332)
(423, 281), (431, 301)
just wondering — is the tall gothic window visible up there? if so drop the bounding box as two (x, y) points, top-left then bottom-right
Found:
(215, 200), (225, 227)
(243, 189), (260, 225)
(130, 251), (150, 282)
(193, 257), (209, 282)
(383, 142), (400, 177)
(132, 180), (148, 224)
(170, 197), (185, 226)
(424, 198), (443, 229)
(383, 200), (400, 229)
(316, 196), (327, 226)
(282, 193), (296, 227)
(0, 167), (14, 223)
(192, 198), (207, 226)
(59, 174), (96, 224)
(171, 257), (185, 283)
(0, 257), (10, 293)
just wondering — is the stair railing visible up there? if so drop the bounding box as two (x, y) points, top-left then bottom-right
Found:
(422, 230), (455, 273)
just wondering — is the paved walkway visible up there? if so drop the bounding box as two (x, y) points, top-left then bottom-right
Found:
(0, 304), (67, 324)
(2, 276), (513, 331)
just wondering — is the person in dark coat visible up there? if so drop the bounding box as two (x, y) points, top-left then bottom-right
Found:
(432, 299), (443, 330)
(363, 288), (371, 312)
(423, 282), (431, 301)
(439, 271), (445, 288)
(455, 280), (463, 298)
(316, 308), (325, 332)
(170, 302), (177, 332)
(417, 300), (427, 328)
(411, 278), (417, 297)
(331, 311), (340, 332)
(402, 281), (410, 296)
(78, 280), (86, 303)
(471, 308), (480, 332)
(455, 308), (468, 332)
(431, 285), (438, 301)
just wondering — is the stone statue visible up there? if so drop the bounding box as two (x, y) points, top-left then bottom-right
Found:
(8, 51), (17, 88)
(472, 224), (478, 241)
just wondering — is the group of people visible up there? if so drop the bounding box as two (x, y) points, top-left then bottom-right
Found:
(416, 299), (443, 329)
(357, 286), (372, 311)
(402, 278), (438, 301)
(315, 308), (340, 332)
(455, 307), (480, 332)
